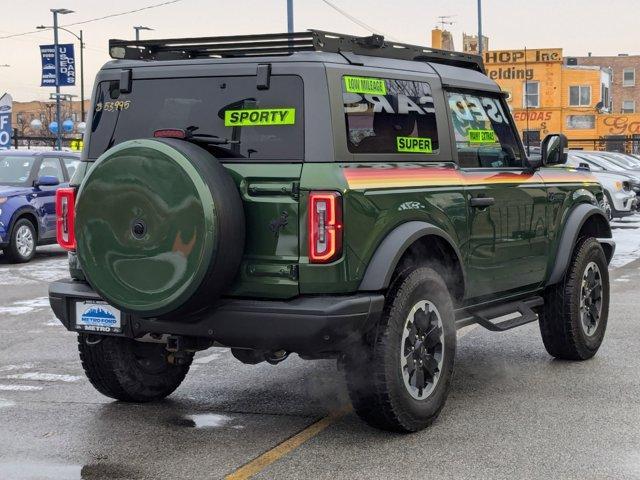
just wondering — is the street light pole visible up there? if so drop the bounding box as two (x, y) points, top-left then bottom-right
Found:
(79, 29), (84, 122)
(477, 0), (483, 57)
(53, 10), (61, 150)
(287, 0), (294, 33)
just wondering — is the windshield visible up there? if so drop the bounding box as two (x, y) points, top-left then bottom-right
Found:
(0, 156), (35, 186)
(88, 75), (304, 161)
(598, 153), (640, 169)
(586, 154), (628, 172)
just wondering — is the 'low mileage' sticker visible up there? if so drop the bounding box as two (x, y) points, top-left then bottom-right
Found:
(224, 108), (296, 127)
(343, 76), (387, 95)
(468, 129), (497, 144)
(397, 136), (433, 153)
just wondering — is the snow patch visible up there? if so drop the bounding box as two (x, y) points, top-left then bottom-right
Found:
(0, 363), (36, 372)
(0, 384), (43, 391)
(5, 372), (82, 383)
(0, 297), (50, 316)
(194, 349), (229, 364)
(610, 220), (640, 268)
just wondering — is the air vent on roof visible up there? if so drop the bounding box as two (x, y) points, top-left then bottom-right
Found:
(566, 57), (578, 66)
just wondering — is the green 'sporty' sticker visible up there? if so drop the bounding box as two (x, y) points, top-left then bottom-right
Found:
(343, 76), (387, 95)
(468, 129), (497, 144)
(224, 108), (296, 127)
(396, 136), (433, 153)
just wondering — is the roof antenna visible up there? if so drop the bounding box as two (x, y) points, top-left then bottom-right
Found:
(436, 15), (456, 29)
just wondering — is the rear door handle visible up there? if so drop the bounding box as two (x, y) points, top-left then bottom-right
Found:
(470, 196), (495, 208)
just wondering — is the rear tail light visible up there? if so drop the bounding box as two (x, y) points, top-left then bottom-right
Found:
(56, 188), (76, 251)
(308, 191), (342, 263)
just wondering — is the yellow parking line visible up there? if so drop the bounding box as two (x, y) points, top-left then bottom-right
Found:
(226, 323), (479, 479)
(225, 406), (352, 480)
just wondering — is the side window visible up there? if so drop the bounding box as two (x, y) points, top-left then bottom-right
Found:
(343, 77), (439, 155)
(445, 91), (523, 169)
(39, 158), (64, 182)
(63, 157), (80, 179)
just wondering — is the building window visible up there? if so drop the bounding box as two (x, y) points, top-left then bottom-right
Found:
(523, 81), (539, 108)
(601, 84), (610, 110)
(623, 68), (635, 87)
(569, 85), (591, 106)
(566, 115), (596, 130)
(622, 100), (636, 113)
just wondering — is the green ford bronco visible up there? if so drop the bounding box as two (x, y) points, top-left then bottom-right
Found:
(49, 31), (614, 432)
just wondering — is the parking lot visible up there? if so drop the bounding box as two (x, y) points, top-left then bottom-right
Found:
(0, 217), (638, 479)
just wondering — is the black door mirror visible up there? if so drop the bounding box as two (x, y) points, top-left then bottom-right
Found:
(541, 134), (568, 165)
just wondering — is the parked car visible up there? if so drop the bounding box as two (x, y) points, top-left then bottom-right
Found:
(569, 151), (640, 199)
(0, 150), (80, 262)
(566, 152), (637, 219)
(49, 30), (614, 433)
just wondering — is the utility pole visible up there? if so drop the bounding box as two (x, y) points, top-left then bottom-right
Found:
(477, 0), (483, 57)
(287, 0), (294, 33)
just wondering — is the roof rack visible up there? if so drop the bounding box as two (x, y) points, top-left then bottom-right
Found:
(108, 29), (484, 73)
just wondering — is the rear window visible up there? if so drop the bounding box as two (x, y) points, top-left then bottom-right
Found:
(343, 77), (439, 155)
(88, 75), (304, 161)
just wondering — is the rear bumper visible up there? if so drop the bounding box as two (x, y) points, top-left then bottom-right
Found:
(49, 279), (385, 356)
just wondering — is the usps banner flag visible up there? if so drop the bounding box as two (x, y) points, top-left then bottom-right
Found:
(40, 44), (76, 87)
(0, 93), (12, 150)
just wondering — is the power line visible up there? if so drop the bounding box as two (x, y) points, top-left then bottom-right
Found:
(65, 0), (182, 27)
(319, 0), (401, 42)
(0, 0), (182, 40)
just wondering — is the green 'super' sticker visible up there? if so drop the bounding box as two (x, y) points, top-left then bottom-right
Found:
(468, 129), (497, 144)
(224, 108), (295, 127)
(396, 136), (433, 153)
(343, 76), (387, 95)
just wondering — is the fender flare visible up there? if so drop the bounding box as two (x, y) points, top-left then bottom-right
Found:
(358, 221), (466, 292)
(547, 203), (613, 286)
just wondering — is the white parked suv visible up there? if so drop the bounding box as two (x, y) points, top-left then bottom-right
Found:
(567, 152), (637, 219)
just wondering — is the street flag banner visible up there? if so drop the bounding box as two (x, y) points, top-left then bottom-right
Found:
(0, 93), (12, 149)
(40, 44), (76, 87)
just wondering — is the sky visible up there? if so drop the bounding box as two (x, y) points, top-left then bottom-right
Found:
(1, 0), (638, 101)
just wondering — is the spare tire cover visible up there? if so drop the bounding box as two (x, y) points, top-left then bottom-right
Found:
(76, 138), (244, 318)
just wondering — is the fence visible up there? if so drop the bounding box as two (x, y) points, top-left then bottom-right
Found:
(566, 136), (640, 155)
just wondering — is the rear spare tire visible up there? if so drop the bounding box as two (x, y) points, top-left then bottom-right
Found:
(75, 138), (244, 318)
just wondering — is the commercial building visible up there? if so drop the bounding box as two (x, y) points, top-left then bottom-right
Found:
(483, 47), (617, 147)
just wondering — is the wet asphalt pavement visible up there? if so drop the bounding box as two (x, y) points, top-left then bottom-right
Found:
(1, 234), (639, 480)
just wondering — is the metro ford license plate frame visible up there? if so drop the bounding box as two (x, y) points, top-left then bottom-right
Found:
(75, 300), (122, 334)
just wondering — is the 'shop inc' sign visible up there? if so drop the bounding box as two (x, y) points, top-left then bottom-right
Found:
(40, 44), (76, 87)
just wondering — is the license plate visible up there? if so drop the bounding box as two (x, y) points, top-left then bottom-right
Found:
(75, 300), (122, 333)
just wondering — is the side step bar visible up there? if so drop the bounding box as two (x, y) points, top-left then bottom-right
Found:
(459, 296), (544, 332)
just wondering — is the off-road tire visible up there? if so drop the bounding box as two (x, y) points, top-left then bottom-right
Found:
(4, 218), (36, 263)
(342, 266), (456, 433)
(78, 333), (192, 402)
(539, 237), (609, 360)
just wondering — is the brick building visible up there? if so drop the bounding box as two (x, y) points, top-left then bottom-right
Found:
(572, 54), (640, 114)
